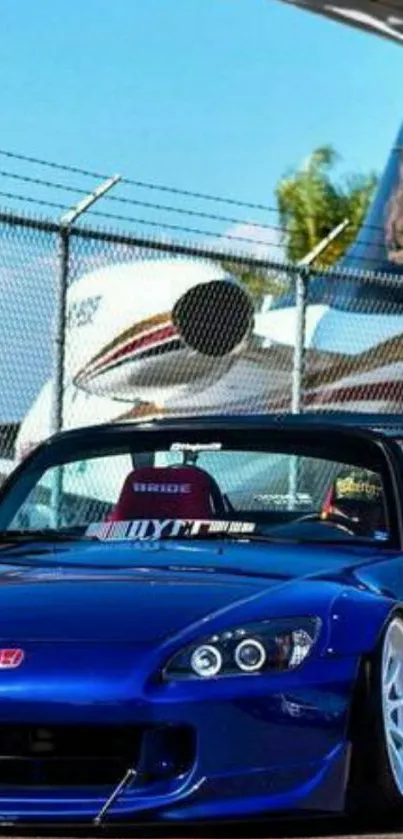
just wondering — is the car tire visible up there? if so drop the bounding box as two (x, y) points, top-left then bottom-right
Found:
(348, 613), (403, 817)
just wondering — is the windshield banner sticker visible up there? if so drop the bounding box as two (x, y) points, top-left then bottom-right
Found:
(85, 518), (256, 541)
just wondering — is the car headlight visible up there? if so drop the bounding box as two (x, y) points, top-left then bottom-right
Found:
(163, 616), (320, 681)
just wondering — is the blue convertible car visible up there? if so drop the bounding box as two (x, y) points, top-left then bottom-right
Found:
(0, 412), (403, 824)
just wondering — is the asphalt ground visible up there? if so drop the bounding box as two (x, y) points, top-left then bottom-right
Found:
(2, 815), (403, 839)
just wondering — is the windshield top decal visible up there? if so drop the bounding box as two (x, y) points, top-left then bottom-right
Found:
(170, 442), (222, 452)
(86, 518), (256, 541)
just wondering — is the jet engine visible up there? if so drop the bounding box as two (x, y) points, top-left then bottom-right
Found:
(172, 279), (254, 357)
(73, 275), (255, 403)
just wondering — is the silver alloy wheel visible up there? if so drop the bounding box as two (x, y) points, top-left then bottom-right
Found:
(382, 616), (403, 795)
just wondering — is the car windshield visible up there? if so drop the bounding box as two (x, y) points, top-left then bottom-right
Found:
(0, 432), (391, 547)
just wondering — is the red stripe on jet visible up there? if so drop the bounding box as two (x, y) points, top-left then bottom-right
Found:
(81, 324), (178, 379)
(266, 378), (403, 411)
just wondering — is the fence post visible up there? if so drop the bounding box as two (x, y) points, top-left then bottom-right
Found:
(287, 217), (350, 510)
(49, 175), (121, 527)
(288, 269), (309, 509)
(51, 226), (70, 437)
(49, 226), (70, 527)
(291, 269), (308, 415)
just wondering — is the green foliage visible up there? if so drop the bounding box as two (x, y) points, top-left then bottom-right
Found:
(275, 145), (378, 266)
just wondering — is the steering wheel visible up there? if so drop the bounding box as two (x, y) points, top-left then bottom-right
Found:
(295, 511), (360, 536)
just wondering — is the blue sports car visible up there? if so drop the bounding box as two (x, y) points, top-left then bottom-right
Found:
(0, 412), (403, 825)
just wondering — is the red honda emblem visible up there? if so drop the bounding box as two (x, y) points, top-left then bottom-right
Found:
(0, 649), (24, 669)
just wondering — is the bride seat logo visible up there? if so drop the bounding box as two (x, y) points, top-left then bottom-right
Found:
(132, 482), (191, 494)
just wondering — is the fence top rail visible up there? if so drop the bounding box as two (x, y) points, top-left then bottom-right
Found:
(1, 204), (403, 286)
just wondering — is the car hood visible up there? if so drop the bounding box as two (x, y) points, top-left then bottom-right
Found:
(0, 537), (385, 642)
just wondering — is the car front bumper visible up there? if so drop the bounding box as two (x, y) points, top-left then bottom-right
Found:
(0, 653), (358, 824)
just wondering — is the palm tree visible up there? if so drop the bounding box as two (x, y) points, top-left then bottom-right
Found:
(275, 145), (378, 266)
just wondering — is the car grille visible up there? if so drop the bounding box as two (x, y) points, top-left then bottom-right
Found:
(0, 724), (194, 788)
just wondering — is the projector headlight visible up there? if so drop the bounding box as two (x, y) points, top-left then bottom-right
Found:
(163, 616), (320, 681)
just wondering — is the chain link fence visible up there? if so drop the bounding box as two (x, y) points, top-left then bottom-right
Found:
(1, 207), (403, 489)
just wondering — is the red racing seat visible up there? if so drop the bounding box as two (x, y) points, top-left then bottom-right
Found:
(108, 465), (223, 521)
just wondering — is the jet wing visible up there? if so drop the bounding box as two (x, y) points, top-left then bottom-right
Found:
(274, 0), (403, 44)
(110, 344), (350, 419)
(243, 343), (346, 373)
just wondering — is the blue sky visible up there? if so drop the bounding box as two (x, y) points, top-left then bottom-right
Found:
(1, 0), (403, 219)
(1, 0), (403, 423)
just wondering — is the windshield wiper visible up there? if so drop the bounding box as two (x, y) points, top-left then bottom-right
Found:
(175, 531), (368, 545)
(0, 529), (98, 544)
